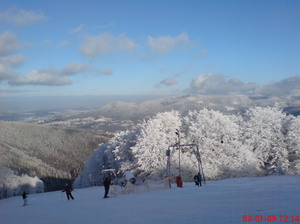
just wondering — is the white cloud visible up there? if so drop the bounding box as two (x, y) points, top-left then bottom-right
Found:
(43, 39), (52, 46)
(0, 64), (18, 82)
(188, 74), (257, 95)
(0, 32), (22, 56)
(193, 49), (208, 59)
(10, 70), (73, 86)
(185, 73), (300, 97)
(69, 25), (84, 34)
(101, 69), (113, 75)
(61, 63), (89, 76)
(9, 63), (89, 86)
(147, 32), (189, 54)
(155, 78), (177, 88)
(56, 40), (70, 48)
(256, 74), (300, 97)
(0, 55), (26, 68)
(97, 22), (117, 29)
(0, 7), (47, 27)
(7, 63), (112, 86)
(0, 32), (25, 83)
(80, 33), (139, 57)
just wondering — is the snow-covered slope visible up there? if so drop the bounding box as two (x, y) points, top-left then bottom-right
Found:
(1, 175), (299, 224)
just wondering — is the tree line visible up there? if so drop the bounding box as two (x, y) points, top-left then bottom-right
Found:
(75, 106), (300, 187)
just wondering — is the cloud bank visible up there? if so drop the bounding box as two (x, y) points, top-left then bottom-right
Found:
(0, 32), (22, 57)
(188, 74), (257, 95)
(8, 63), (111, 86)
(257, 75), (300, 97)
(186, 73), (300, 97)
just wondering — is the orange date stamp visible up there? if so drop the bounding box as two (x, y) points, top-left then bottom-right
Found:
(243, 215), (300, 222)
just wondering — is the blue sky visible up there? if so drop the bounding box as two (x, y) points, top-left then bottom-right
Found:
(0, 0), (299, 97)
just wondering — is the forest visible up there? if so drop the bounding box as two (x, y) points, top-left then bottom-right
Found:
(0, 120), (110, 197)
(75, 106), (300, 188)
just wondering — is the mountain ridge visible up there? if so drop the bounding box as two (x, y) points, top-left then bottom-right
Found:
(90, 94), (300, 121)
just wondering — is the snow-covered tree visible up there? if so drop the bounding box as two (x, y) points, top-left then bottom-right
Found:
(111, 129), (140, 173)
(75, 106), (295, 186)
(286, 116), (300, 174)
(242, 107), (289, 175)
(131, 111), (182, 179)
(184, 109), (258, 179)
(74, 129), (139, 188)
(0, 167), (44, 199)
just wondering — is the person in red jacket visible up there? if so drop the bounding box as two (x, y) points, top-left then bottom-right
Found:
(62, 183), (74, 200)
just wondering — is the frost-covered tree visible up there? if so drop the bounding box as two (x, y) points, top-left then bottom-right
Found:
(75, 106), (295, 186)
(111, 129), (140, 173)
(242, 107), (289, 175)
(131, 111), (182, 179)
(286, 116), (300, 174)
(74, 129), (139, 188)
(184, 109), (258, 179)
(75, 111), (182, 186)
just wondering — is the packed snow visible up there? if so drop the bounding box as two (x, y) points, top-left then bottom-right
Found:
(1, 175), (299, 224)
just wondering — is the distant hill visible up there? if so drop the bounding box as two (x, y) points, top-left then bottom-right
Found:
(0, 121), (111, 191)
(91, 94), (300, 121)
(24, 94), (300, 133)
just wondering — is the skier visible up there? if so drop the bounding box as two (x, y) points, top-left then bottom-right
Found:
(22, 191), (28, 206)
(103, 177), (111, 198)
(196, 172), (202, 187)
(62, 183), (74, 200)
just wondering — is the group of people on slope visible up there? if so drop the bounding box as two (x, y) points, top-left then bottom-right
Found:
(61, 179), (111, 200)
(22, 173), (202, 205)
(193, 172), (202, 187)
(21, 180), (110, 206)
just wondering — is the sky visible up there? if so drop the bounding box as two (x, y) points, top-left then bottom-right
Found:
(0, 0), (300, 98)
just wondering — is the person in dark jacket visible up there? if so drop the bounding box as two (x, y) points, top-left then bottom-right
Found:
(22, 191), (28, 206)
(62, 183), (74, 200)
(196, 172), (202, 187)
(193, 174), (199, 186)
(103, 177), (111, 198)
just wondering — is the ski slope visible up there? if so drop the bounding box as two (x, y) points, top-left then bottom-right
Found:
(1, 176), (299, 224)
